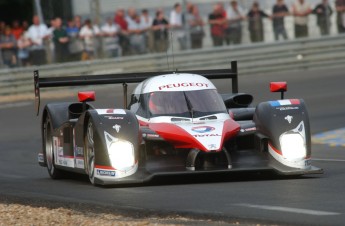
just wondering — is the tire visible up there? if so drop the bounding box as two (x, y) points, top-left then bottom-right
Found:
(43, 116), (63, 179)
(85, 120), (96, 185)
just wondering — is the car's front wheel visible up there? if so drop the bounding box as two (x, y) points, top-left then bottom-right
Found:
(85, 120), (96, 185)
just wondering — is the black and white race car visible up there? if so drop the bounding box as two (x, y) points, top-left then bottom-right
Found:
(34, 61), (322, 185)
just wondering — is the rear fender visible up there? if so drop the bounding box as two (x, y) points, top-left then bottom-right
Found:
(42, 103), (71, 130)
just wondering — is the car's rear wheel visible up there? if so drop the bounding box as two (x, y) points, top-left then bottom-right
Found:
(43, 116), (63, 179)
(85, 121), (96, 184)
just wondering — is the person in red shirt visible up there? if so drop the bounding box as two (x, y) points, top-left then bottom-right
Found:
(114, 9), (130, 55)
(114, 9), (128, 31)
(11, 20), (24, 40)
(208, 3), (226, 47)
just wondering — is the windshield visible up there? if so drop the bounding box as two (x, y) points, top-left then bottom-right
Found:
(148, 89), (227, 118)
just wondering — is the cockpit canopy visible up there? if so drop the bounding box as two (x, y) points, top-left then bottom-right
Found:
(129, 89), (227, 118)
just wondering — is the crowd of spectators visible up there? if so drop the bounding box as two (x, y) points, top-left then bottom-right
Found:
(0, 0), (344, 68)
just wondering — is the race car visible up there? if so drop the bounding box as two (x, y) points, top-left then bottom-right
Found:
(34, 61), (322, 185)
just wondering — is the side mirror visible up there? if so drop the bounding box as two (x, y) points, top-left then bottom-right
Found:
(78, 91), (95, 102)
(270, 82), (287, 99)
(221, 93), (253, 108)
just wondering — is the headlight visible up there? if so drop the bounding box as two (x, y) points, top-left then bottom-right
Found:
(108, 140), (135, 170)
(280, 133), (306, 160)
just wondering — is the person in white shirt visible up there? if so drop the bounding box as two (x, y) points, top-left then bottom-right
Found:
(140, 9), (154, 53)
(225, 0), (246, 45)
(292, 0), (312, 38)
(26, 15), (49, 65)
(101, 17), (121, 57)
(126, 8), (138, 31)
(128, 14), (147, 54)
(79, 19), (100, 60)
(170, 3), (187, 50)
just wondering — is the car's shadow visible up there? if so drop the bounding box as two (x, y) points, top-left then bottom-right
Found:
(54, 170), (322, 188)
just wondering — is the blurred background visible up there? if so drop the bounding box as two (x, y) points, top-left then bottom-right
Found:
(0, 0), (344, 96)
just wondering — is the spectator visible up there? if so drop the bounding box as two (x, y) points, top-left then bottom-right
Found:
(272, 0), (289, 40)
(17, 32), (31, 67)
(336, 0), (345, 33)
(152, 9), (170, 53)
(128, 14), (147, 54)
(225, 0), (246, 45)
(53, 17), (69, 63)
(292, 0), (312, 38)
(46, 19), (56, 64)
(209, 3), (225, 47)
(140, 9), (154, 53)
(101, 17), (121, 57)
(313, 0), (333, 36)
(0, 21), (6, 35)
(66, 18), (83, 61)
(187, 2), (195, 14)
(79, 19), (100, 60)
(22, 21), (29, 31)
(115, 9), (130, 56)
(170, 3), (187, 50)
(247, 2), (270, 43)
(11, 20), (24, 40)
(126, 7), (137, 25)
(187, 5), (205, 49)
(74, 16), (82, 30)
(26, 15), (49, 65)
(0, 27), (17, 68)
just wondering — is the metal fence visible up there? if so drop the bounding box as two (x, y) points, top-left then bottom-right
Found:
(1, 33), (345, 96)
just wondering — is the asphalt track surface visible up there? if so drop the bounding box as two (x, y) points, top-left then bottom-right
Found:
(0, 66), (345, 225)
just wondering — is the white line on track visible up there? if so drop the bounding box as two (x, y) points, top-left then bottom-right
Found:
(0, 102), (32, 109)
(234, 203), (341, 216)
(313, 158), (345, 162)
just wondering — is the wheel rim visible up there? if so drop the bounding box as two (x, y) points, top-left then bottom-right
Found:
(86, 122), (95, 182)
(45, 121), (54, 172)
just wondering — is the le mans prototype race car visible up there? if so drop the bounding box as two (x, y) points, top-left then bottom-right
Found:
(34, 61), (322, 185)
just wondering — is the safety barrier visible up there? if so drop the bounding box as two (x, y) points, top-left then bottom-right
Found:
(1, 34), (345, 96)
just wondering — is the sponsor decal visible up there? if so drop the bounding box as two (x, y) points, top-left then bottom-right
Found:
(194, 134), (221, 138)
(192, 126), (215, 133)
(146, 134), (160, 138)
(275, 106), (299, 111)
(105, 116), (124, 120)
(97, 169), (116, 177)
(285, 115), (293, 124)
(270, 99), (300, 107)
(58, 158), (74, 167)
(96, 109), (126, 115)
(113, 124), (121, 133)
(58, 148), (64, 157)
(74, 146), (83, 156)
(208, 144), (217, 149)
(240, 127), (257, 132)
(158, 82), (209, 90)
(75, 159), (85, 169)
(38, 153), (44, 163)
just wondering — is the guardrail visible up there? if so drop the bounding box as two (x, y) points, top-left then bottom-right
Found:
(1, 34), (345, 96)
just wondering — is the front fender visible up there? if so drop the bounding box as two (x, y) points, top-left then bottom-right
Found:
(253, 99), (311, 168)
(86, 109), (140, 167)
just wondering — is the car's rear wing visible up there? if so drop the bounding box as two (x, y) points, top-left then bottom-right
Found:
(34, 61), (238, 115)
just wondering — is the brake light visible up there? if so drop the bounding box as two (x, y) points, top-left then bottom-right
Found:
(270, 82), (287, 92)
(270, 82), (287, 100)
(78, 91), (95, 102)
